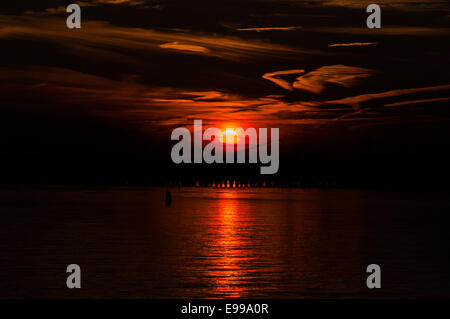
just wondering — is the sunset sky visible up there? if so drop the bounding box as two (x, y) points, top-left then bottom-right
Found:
(1, 0), (449, 183)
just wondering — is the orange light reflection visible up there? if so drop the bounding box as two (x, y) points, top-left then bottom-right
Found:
(208, 192), (251, 297)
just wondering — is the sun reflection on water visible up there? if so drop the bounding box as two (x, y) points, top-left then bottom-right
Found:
(209, 191), (252, 298)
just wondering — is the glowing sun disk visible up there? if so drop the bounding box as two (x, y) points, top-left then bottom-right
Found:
(221, 129), (239, 144)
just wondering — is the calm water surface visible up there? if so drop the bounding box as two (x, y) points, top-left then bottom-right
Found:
(0, 187), (449, 298)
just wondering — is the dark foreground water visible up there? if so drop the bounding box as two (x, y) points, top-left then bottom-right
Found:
(0, 187), (449, 298)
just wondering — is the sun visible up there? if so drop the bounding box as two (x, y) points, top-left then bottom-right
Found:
(220, 129), (239, 144)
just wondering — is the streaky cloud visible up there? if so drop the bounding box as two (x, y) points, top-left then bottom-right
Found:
(160, 42), (210, 54)
(384, 97), (450, 107)
(236, 26), (302, 32)
(263, 65), (376, 94)
(0, 15), (300, 62)
(328, 42), (377, 47)
(308, 26), (450, 36)
(262, 69), (305, 91)
(329, 84), (450, 106)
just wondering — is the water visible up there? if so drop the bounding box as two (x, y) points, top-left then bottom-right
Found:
(0, 187), (449, 298)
